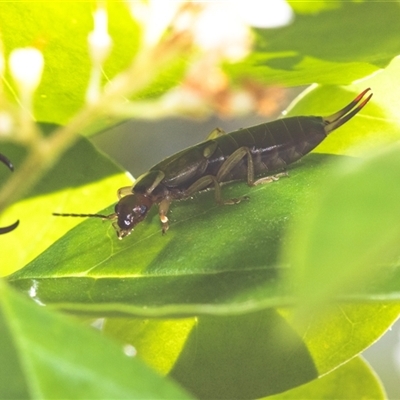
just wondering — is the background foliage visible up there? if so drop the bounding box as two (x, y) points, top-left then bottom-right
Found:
(1, 1), (400, 399)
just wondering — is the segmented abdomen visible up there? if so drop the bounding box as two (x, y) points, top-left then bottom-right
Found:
(206, 116), (327, 182)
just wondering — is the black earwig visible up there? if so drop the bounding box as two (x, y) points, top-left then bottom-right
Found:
(54, 89), (372, 239)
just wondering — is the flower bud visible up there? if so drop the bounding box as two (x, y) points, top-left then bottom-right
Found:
(9, 47), (44, 94)
(88, 7), (112, 66)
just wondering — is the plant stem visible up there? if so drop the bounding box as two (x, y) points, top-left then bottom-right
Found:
(0, 30), (192, 214)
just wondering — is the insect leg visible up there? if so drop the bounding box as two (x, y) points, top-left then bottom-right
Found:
(217, 146), (287, 189)
(158, 197), (171, 234)
(185, 175), (226, 204)
(206, 127), (226, 140)
(253, 172), (288, 186)
(216, 146), (256, 185)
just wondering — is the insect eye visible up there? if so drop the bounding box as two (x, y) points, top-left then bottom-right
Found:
(134, 205), (147, 215)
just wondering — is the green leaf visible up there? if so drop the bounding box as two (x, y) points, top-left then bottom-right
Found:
(267, 356), (386, 400)
(0, 123), (128, 276)
(280, 304), (400, 375)
(0, 280), (191, 399)
(287, 0), (342, 14)
(230, 1), (400, 86)
(9, 150), (400, 313)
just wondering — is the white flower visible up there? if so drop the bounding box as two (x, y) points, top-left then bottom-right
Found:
(9, 47), (44, 94)
(127, 0), (181, 47)
(232, 0), (294, 29)
(193, 0), (293, 62)
(88, 7), (112, 66)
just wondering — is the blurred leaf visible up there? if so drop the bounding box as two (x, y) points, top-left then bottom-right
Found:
(280, 304), (400, 375)
(230, 1), (400, 86)
(284, 144), (400, 312)
(287, 0), (342, 14)
(0, 280), (191, 399)
(268, 356), (386, 400)
(0, 123), (127, 276)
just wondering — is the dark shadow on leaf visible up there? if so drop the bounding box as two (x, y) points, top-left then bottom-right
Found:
(262, 55), (304, 71)
(169, 309), (318, 399)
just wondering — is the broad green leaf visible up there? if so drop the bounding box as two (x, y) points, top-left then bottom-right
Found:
(9, 153), (400, 313)
(7, 153), (342, 315)
(279, 304), (400, 375)
(0, 280), (191, 399)
(0, 123), (127, 276)
(268, 356), (386, 400)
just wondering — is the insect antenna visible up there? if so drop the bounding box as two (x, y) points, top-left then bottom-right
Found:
(53, 212), (112, 220)
(324, 88), (372, 134)
(0, 153), (14, 171)
(0, 152), (19, 234)
(0, 220), (19, 234)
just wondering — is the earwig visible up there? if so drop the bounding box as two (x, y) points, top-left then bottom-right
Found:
(0, 153), (19, 234)
(54, 89), (372, 239)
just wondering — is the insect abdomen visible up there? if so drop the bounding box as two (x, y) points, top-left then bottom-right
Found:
(207, 116), (326, 182)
